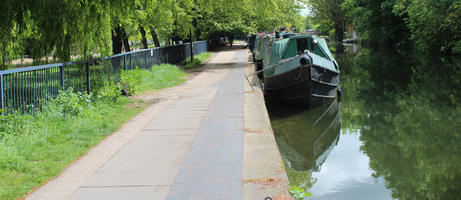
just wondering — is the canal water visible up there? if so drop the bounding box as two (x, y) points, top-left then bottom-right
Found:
(267, 45), (461, 200)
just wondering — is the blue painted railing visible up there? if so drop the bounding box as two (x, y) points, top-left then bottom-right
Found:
(0, 41), (208, 114)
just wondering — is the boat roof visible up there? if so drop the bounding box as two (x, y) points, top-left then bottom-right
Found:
(266, 34), (337, 68)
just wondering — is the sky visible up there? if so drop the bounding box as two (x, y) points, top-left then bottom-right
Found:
(300, 7), (311, 16)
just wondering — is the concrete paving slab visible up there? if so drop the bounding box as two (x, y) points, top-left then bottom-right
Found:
(69, 186), (169, 200)
(83, 170), (178, 187)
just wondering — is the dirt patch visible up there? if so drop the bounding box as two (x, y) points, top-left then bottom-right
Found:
(242, 178), (286, 186)
(272, 194), (293, 200)
(124, 100), (150, 110)
(240, 128), (266, 133)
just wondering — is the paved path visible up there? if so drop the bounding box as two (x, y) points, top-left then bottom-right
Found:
(27, 46), (291, 200)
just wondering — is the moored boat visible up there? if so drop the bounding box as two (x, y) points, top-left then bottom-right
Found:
(253, 35), (273, 79)
(247, 34), (257, 52)
(263, 34), (340, 108)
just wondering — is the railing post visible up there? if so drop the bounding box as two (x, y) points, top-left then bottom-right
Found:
(129, 54), (132, 70)
(189, 30), (194, 61)
(123, 55), (127, 70)
(86, 62), (91, 95)
(145, 51), (148, 69)
(60, 65), (65, 89)
(1, 74), (4, 114)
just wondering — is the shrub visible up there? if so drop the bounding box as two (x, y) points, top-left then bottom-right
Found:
(119, 68), (147, 95)
(97, 81), (121, 102)
(53, 88), (93, 116)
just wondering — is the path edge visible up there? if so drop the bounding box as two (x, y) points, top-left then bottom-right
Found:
(242, 53), (293, 200)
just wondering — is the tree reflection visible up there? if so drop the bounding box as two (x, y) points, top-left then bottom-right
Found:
(339, 47), (461, 200)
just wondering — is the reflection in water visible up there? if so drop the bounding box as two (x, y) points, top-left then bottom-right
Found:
(268, 100), (340, 171)
(340, 47), (461, 200)
(270, 45), (461, 200)
(308, 132), (392, 200)
(268, 100), (342, 195)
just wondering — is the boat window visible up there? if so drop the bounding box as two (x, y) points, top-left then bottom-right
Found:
(296, 38), (309, 55)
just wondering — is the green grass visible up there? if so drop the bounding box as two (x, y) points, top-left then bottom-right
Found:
(0, 64), (188, 199)
(180, 52), (211, 68)
(138, 64), (188, 93)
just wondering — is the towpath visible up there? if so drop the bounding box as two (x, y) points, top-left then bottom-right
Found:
(26, 44), (291, 200)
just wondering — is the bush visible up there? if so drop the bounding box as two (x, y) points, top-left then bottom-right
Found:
(53, 88), (93, 116)
(97, 81), (121, 102)
(119, 68), (147, 95)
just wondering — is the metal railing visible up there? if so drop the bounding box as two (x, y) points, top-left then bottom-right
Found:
(0, 41), (209, 114)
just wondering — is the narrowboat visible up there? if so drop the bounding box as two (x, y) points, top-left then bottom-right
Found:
(253, 35), (273, 79)
(263, 34), (340, 108)
(247, 34), (257, 52)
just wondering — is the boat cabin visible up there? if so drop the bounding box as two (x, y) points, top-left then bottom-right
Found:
(264, 35), (338, 71)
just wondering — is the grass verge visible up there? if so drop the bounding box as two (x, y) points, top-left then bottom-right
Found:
(138, 64), (188, 93)
(180, 52), (211, 68)
(0, 64), (188, 199)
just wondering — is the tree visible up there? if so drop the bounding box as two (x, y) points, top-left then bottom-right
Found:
(308, 0), (346, 41)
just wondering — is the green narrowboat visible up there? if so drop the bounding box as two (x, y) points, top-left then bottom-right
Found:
(263, 34), (340, 108)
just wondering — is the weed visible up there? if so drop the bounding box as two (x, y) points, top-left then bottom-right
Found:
(96, 81), (121, 102)
(289, 185), (312, 200)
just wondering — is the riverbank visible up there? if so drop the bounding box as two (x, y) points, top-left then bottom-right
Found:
(242, 56), (292, 200)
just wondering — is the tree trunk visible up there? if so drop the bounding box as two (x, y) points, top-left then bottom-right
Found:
(1, 55), (7, 70)
(122, 27), (131, 52)
(229, 34), (234, 47)
(166, 35), (171, 46)
(150, 27), (161, 47)
(334, 21), (344, 42)
(139, 26), (148, 49)
(112, 25), (123, 54)
(57, 33), (71, 61)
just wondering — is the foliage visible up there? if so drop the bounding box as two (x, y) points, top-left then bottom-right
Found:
(308, 0), (346, 41)
(393, 0), (461, 54)
(181, 52), (211, 68)
(96, 81), (121, 102)
(1, 0), (309, 67)
(54, 88), (93, 116)
(343, 0), (461, 55)
(119, 67), (148, 95)
(289, 185), (312, 200)
(342, 0), (412, 50)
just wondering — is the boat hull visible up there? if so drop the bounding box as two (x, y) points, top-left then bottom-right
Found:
(264, 64), (340, 108)
(255, 60), (264, 79)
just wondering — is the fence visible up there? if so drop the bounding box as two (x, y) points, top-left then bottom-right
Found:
(0, 41), (209, 114)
